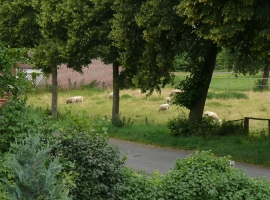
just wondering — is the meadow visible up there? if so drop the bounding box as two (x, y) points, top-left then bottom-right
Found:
(26, 71), (270, 167)
(28, 71), (270, 130)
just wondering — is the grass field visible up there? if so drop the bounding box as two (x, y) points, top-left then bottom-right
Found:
(28, 72), (270, 131)
(26, 72), (270, 167)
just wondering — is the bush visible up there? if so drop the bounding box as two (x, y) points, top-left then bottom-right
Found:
(58, 107), (109, 134)
(218, 120), (245, 136)
(168, 113), (244, 138)
(119, 168), (160, 200)
(4, 133), (71, 200)
(0, 153), (11, 200)
(156, 151), (270, 199)
(111, 115), (134, 128)
(55, 131), (126, 199)
(0, 98), (57, 153)
(167, 113), (221, 138)
(167, 113), (191, 137)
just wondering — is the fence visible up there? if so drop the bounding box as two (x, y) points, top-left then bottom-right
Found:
(243, 117), (270, 134)
(227, 117), (270, 134)
(210, 75), (269, 92)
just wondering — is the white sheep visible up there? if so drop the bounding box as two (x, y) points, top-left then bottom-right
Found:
(66, 96), (83, 104)
(159, 104), (170, 112)
(168, 89), (181, 96)
(109, 92), (113, 99)
(132, 90), (141, 96)
(204, 111), (222, 123)
(165, 97), (171, 104)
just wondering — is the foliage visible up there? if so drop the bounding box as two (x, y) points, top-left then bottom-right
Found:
(80, 80), (100, 90)
(216, 49), (264, 75)
(218, 120), (245, 136)
(0, 153), (12, 200)
(168, 113), (244, 138)
(58, 107), (109, 134)
(156, 151), (270, 199)
(111, 0), (180, 93)
(55, 115), (126, 199)
(0, 98), (58, 153)
(177, 0), (270, 67)
(111, 115), (134, 128)
(5, 133), (71, 200)
(254, 78), (269, 91)
(207, 91), (249, 100)
(119, 168), (160, 200)
(0, 42), (33, 98)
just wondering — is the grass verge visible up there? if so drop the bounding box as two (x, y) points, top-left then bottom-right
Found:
(108, 123), (270, 168)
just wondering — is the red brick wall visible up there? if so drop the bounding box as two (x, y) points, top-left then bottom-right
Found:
(46, 59), (114, 90)
(0, 92), (9, 108)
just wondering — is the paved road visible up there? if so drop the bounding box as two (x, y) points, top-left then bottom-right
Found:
(110, 138), (270, 179)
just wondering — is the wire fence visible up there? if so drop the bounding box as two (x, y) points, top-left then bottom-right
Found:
(26, 69), (268, 92)
(210, 76), (268, 92)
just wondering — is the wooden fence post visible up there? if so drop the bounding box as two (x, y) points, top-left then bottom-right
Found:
(268, 120), (270, 134)
(243, 117), (249, 135)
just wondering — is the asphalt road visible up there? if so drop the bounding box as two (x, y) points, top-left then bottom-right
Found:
(110, 138), (270, 180)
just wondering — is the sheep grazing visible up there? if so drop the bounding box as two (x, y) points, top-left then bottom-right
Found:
(204, 111), (222, 123)
(165, 97), (171, 104)
(159, 104), (170, 112)
(65, 96), (83, 104)
(132, 90), (141, 96)
(168, 89), (181, 96)
(109, 92), (113, 99)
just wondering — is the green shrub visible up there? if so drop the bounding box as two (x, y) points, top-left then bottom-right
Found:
(167, 113), (221, 138)
(218, 120), (245, 136)
(254, 78), (268, 91)
(55, 131), (126, 199)
(207, 91), (249, 99)
(111, 115), (134, 128)
(5, 133), (71, 200)
(119, 168), (160, 200)
(0, 98), (57, 153)
(157, 151), (270, 199)
(121, 94), (132, 99)
(58, 107), (109, 134)
(167, 113), (191, 137)
(168, 113), (244, 138)
(0, 153), (11, 200)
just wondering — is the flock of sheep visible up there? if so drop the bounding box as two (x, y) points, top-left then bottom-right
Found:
(65, 89), (221, 123)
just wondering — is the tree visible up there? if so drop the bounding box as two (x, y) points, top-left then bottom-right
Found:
(5, 133), (71, 199)
(31, 0), (121, 121)
(0, 0), (63, 118)
(177, 0), (270, 89)
(111, 0), (219, 123)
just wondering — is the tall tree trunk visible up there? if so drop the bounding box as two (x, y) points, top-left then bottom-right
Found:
(188, 44), (218, 123)
(51, 68), (58, 118)
(261, 65), (269, 89)
(112, 61), (120, 120)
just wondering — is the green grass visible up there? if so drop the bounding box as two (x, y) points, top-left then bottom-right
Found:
(26, 71), (270, 168)
(108, 123), (270, 167)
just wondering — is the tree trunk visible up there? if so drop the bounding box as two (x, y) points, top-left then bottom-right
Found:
(261, 65), (269, 89)
(51, 68), (58, 118)
(188, 44), (218, 123)
(112, 61), (120, 120)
